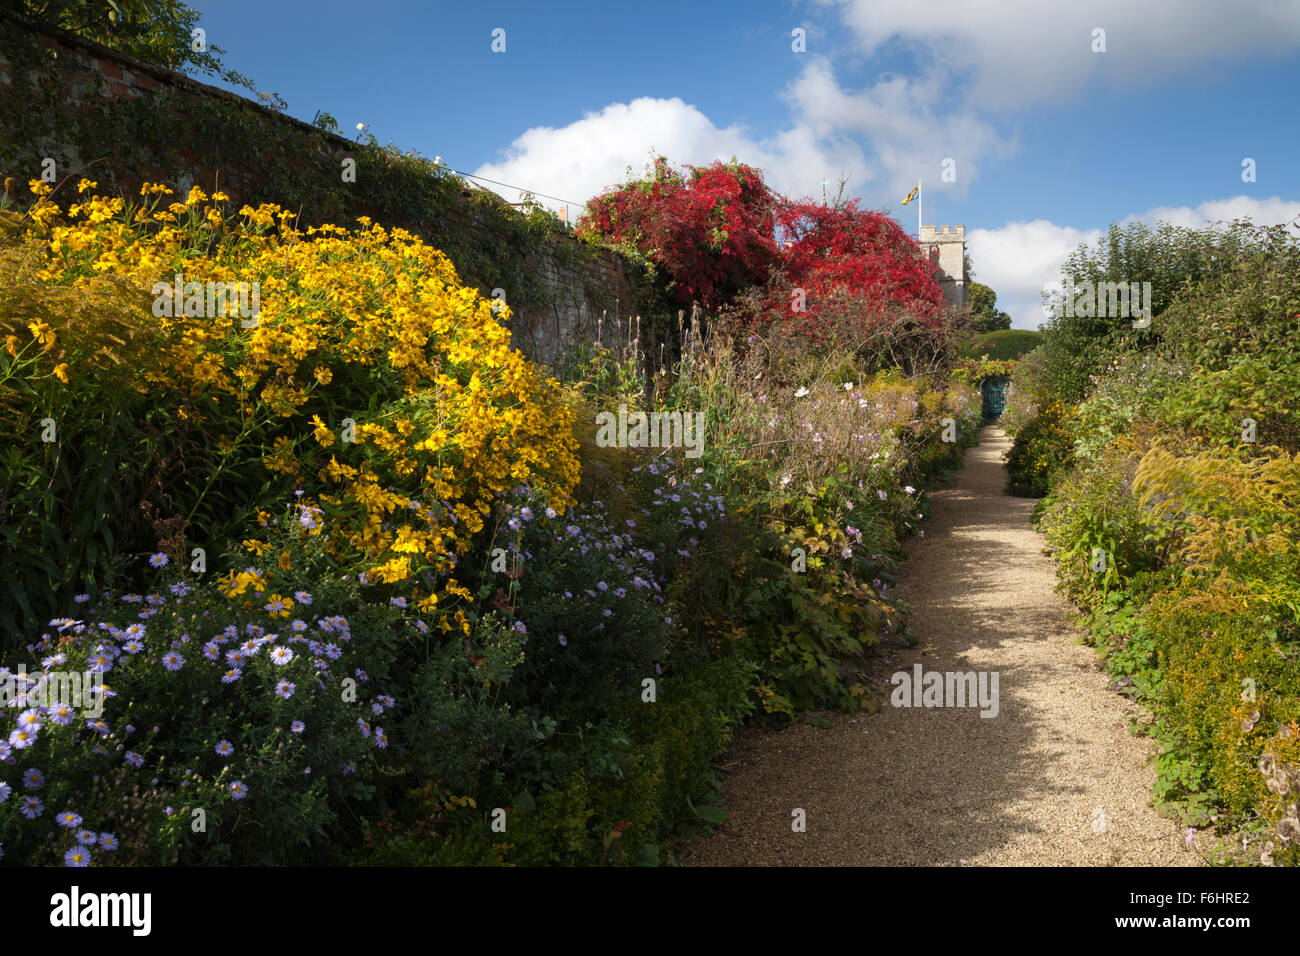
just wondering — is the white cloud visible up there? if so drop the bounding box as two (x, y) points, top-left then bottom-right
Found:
(471, 96), (872, 216)
(967, 220), (1102, 329)
(970, 196), (1300, 330)
(781, 58), (1017, 202)
(829, 0), (1300, 111)
(1127, 195), (1300, 232)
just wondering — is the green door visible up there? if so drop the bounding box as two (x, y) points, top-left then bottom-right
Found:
(981, 377), (1009, 421)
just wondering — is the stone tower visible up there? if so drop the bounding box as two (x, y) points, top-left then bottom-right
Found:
(918, 224), (967, 309)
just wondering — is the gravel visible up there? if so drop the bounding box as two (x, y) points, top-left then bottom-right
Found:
(679, 428), (1195, 866)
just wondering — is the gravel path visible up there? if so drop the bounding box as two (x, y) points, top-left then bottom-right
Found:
(680, 427), (1194, 866)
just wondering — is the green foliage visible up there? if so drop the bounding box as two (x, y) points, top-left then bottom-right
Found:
(363, 653), (757, 866)
(1030, 222), (1300, 859)
(967, 281), (1011, 332)
(1034, 219), (1279, 404)
(1004, 400), (1075, 497)
(1038, 445), (1167, 612)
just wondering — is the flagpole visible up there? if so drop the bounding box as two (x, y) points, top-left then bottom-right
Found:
(918, 179), (922, 237)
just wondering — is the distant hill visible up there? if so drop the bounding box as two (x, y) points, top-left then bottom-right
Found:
(962, 329), (1044, 361)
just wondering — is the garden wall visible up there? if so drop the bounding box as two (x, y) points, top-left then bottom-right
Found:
(0, 8), (657, 370)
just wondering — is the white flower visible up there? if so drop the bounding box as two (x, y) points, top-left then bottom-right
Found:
(904, 486), (916, 495)
(780, 474), (792, 486)
(844, 382), (854, 391)
(794, 387), (809, 398)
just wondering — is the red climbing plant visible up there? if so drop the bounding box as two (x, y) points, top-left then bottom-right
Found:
(760, 198), (947, 340)
(577, 156), (780, 309)
(579, 158), (948, 349)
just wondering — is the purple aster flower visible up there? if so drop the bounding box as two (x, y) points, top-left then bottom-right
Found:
(64, 846), (91, 867)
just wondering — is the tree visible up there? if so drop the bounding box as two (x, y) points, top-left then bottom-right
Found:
(5, 0), (255, 89)
(968, 281), (1011, 332)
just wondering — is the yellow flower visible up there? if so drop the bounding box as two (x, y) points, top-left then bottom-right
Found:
(313, 365), (332, 385)
(310, 414), (335, 447)
(52, 363), (70, 384)
(77, 178), (98, 193)
(28, 321), (56, 349)
(278, 550), (292, 570)
(264, 593), (293, 618)
(242, 538), (267, 556)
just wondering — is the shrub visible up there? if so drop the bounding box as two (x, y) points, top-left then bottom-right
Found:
(1005, 400), (1075, 497)
(0, 499), (410, 866)
(961, 329), (1044, 361)
(0, 180), (581, 642)
(1038, 442), (1167, 611)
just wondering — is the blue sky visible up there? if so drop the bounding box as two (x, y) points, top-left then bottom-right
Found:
(191, 0), (1300, 328)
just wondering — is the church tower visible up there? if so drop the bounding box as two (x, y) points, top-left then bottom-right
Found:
(918, 224), (968, 309)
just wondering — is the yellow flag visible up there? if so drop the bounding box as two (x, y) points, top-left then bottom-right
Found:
(900, 183), (919, 206)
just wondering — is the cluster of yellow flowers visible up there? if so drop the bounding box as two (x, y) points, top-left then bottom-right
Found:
(22, 180), (581, 626)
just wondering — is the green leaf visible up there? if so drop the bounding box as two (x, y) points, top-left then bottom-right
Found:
(687, 796), (726, 824)
(633, 843), (661, 867)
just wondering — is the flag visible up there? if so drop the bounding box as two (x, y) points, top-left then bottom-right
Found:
(900, 183), (919, 206)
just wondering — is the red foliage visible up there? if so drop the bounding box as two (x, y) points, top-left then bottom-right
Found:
(579, 159), (948, 348)
(766, 198), (947, 338)
(577, 157), (779, 309)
